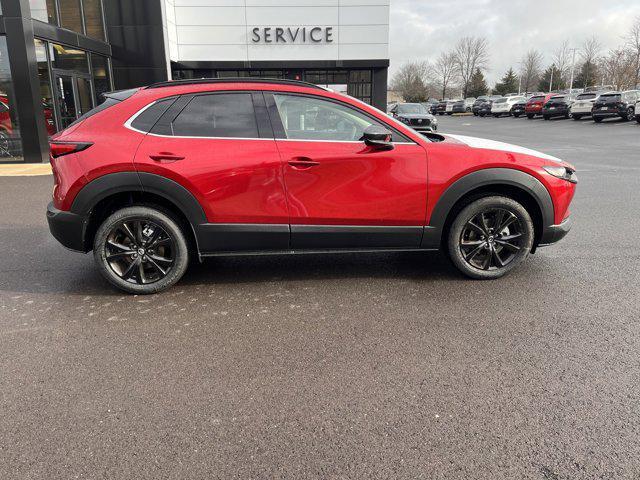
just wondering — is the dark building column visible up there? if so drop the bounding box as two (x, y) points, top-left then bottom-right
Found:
(372, 67), (388, 111)
(103, 0), (170, 89)
(1, 0), (50, 163)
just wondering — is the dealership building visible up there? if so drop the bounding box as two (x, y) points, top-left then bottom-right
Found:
(0, 0), (390, 163)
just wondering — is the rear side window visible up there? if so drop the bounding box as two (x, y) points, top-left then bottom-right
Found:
(131, 97), (177, 132)
(171, 93), (259, 138)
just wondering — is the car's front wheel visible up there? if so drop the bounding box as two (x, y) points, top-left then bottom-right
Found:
(447, 196), (534, 280)
(93, 206), (190, 294)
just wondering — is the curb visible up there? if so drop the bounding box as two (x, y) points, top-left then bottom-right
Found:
(0, 163), (52, 177)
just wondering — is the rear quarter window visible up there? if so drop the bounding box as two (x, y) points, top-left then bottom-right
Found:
(130, 97), (177, 133)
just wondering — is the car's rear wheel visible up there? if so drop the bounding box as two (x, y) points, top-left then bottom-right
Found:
(625, 106), (634, 120)
(636, 116), (640, 124)
(593, 116), (603, 123)
(447, 196), (534, 280)
(93, 206), (189, 294)
(573, 114), (582, 120)
(526, 114), (534, 119)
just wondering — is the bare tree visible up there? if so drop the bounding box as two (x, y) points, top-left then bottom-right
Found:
(624, 16), (640, 88)
(579, 36), (602, 88)
(390, 61), (432, 102)
(600, 48), (636, 90)
(520, 50), (544, 92)
(433, 51), (459, 99)
(552, 40), (572, 86)
(453, 37), (489, 97)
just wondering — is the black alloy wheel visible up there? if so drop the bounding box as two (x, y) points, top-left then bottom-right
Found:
(458, 209), (524, 271)
(94, 206), (189, 294)
(626, 106), (634, 121)
(104, 219), (175, 285)
(447, 196), (534, 279)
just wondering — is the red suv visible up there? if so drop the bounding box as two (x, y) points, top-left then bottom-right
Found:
(525, 94), (555, 119)
(47, 79), (577, 293)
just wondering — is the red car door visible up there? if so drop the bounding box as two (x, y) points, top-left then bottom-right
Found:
(134, 91), (289, 252)
(266, 92), (428, 249)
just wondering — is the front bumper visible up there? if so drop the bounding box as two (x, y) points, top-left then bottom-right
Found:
(538, 216), (572, 247)
(47, 202), (88, 252)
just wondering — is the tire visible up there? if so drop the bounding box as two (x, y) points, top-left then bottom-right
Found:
(479, 113), (485, 117)
(0, 130), (12, 157)
(447, 196), (534, 280)
(573, 114), (582, 121)
(625, 107), (634, 121)
(543, 115), (550, 120)
(593, 116), (603, 123)
(93, 206), (190, 294)
(526, 114), (534, 119)
(493, 114), (500, 118)
(636, 116), (640, 124)
(513, 113), (520, 118)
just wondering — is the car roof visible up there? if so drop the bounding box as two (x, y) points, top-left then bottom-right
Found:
(146, 77), (325, 91)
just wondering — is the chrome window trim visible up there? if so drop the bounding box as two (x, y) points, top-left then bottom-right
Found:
(124, 99), (417, 145)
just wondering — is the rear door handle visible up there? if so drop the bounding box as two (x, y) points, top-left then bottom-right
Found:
(288, 157), (320, 169)
(149, 152), (185, 162)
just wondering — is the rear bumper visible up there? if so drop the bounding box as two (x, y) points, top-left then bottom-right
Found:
(592, 110), (625, 118)
(538, 216), (572, 247)
(47, 202), (88, 252)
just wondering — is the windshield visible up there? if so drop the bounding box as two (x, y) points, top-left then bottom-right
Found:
(397, 104), (427, 114)
(494, 98), (507, 104)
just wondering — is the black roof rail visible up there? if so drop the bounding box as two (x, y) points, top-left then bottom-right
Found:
(145, 77), (325, 90)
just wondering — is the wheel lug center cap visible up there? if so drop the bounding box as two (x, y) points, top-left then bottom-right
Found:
(137, 248), (146, 256)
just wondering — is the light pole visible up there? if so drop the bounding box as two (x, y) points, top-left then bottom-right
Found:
(568, 48), (577, 92)
(549, 64), (555, 92)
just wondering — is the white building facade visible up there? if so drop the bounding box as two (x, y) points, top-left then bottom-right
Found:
(160, 0), (390, 109)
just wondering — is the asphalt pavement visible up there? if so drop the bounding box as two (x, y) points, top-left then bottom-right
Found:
(1, 114), (639, 479)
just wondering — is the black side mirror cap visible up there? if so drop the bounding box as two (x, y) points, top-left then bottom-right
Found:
(363, 125), (394, 150)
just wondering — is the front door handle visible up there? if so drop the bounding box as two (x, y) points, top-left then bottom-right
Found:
(149, 152), (185, 162)
(288, 157), (320, 169)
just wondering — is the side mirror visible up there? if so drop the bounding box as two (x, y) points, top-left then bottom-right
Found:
(363, 125), (394, 150)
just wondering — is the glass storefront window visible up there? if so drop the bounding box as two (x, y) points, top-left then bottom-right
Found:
(59, 0), (83, 34)
(91, 53), (111, 104)
(34, 39), (56, 135)
(49, 43), (89, 73)
(30, 0), (58, 25)
(82, 0), (105, 40)
(0, 37), (23, 161)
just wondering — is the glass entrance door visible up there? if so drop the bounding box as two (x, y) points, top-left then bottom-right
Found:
(53, 72), (94, 131)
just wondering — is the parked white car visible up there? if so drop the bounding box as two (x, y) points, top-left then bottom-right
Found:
(636, 100), (640, 123)
(445, 99), (461, 115)
(491, 96), (525, 117)
(570, 91), (603, 120)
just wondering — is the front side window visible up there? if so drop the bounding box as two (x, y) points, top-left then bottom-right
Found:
(273, 94), (382, 142)
(171, 93), (259, 138)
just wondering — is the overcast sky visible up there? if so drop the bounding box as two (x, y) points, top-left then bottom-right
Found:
(389, 0), (640, 85)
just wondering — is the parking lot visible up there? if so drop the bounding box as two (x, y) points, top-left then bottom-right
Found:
(1, 114), (639, 479)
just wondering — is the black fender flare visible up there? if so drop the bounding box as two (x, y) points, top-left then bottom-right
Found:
(71, 171), (207, 226)
(71, 172), (207, 252)
(421, 168), (554, 249)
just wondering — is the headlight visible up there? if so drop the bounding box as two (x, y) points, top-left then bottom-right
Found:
(543, 165), (578, 183)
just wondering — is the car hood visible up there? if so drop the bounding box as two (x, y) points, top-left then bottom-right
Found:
(443, 134), (563, 163)
(397, 113), (433, 119)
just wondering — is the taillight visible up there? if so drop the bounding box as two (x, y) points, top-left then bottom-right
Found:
(49, 141), (93, 158)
